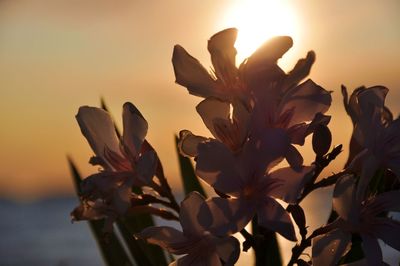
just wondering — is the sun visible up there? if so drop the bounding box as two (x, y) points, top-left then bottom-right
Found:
(219, 0), (300, 64)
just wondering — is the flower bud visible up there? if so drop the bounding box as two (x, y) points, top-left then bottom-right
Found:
(312, 125), (332, 156)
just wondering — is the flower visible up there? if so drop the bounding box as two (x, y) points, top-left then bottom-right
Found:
(136, 192), (240, 266)
(195, 135), (314, 241)
(342, 86), (400, 199)
(312, 174), (400, 266)
(71, 103), (158, 230)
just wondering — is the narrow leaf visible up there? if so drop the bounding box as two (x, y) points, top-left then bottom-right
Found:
(67, 156), (133, 266)
(174, 135), (206, 196)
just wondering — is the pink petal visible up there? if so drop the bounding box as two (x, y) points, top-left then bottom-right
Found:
(356, 155), (380, 201)
(196, 98), (230, 139)
(268, 166), (314, 204)
(122, 102), (148, 158)
(76, 106), (121, 169)
(282, 79), (332, 127)
(333, 174), (358, 222)
(137, 226), (189, 255)
(199, 197), (254, 236)
(361, 233), (383, 266)
(312, 229), (351, 266)
(180, 192), (207, 237)
(208, 28), (238, 84)
(257, 197), (297, 241)
(196, 140), (243, 195)
(178, 130), (208, 157)
(287, 122), (308, 145)
(172, 45), (220, 99)
(371, 218), (400, 251)
(215, 236), (240, 265)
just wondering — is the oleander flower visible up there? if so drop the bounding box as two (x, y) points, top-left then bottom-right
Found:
(136, 192), (240, 266)
(178, 97), (251, 156)
(172, 28), (317, 105)
(195, 135), (314, 241)
(312, 174), (400, 266)
(71, 103), (158, 230)
(342, 86), (400, 199)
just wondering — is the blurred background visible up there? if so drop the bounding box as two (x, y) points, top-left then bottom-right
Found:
(0, 0), (399, 265)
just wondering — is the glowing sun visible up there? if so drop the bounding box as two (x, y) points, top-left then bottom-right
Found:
(220, 0), (300, 63)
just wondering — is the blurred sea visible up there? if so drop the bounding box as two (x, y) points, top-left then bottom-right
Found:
(0, 197), (104, 266)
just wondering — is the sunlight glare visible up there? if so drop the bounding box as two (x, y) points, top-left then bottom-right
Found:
(220, 0), (299, 63)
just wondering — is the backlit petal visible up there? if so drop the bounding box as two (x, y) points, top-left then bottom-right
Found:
(137, 226), (189, 254)
(180, 192), (207, 237)
(196, 98), (230, 139)
(122, 102), (148, 158)
(312, 229), (351, 266)
(333, 174), (358, 222)
(257, 197), (297, 241)
(178, 130), (208, 157)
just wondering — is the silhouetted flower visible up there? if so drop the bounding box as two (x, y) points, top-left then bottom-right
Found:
(312, 174), (400, 265)
(195, 136), (313, 241)
(343, 86), (400, 199)
(137, 192), (240, 266)
(71, 103), (157, 230)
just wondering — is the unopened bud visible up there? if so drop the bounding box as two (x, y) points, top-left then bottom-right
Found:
(312, 125), (332, 156)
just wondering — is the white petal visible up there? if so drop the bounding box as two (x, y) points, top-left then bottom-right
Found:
(122, 102), (148, 158)
(172, 45), (220, 99)
(178, 130), (208, 157)
(257, 197), (297, 241)
(137, 226), (189, 254)
(180, 192), (207, 237)
(76, 106), (121, 167)
(196, 140), (243, 195)
(333, 174), (358, 222)
(199, 197), (254, 236)
(312, 229), (351, 266)
(268, 166), (314, 204)
(208, 28), (238, 84)
(196, 98), (230, 140)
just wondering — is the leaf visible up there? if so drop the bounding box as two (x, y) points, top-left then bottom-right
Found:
(67, 156), (133, 266)
(252, 216), (283, 266)
(174, 135), (206, 197)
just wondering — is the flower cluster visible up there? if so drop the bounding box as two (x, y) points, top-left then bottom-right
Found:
(70, 28), (400, 266)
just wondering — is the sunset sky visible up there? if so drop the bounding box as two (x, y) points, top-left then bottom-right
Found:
(0, 0), (399, 201)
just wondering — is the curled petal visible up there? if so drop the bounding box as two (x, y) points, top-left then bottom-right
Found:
(283, 50), (315, 90)
(312, 229), (351, 266)
(180, 192), (207, 237)
(333, 174), (358, 222)
(282, 79), (332, 127)
(196, 140), (243, 195)
(172, 45), (220, 99)
(196, 98), (230, 139)
(122, 102), (148, 158)
(257, 197), (297, 241)
(268, 166), (314, 204)
(361, 233), (383, 266)
(208, 28), (238, 84)
(199, 197), (254, 236)
(76, 106), (122, 169)
(178, 130), (208, 157)
(137, 226), (189, 255)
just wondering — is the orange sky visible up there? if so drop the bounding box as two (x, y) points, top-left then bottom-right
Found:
(0, 0), (399, 201)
